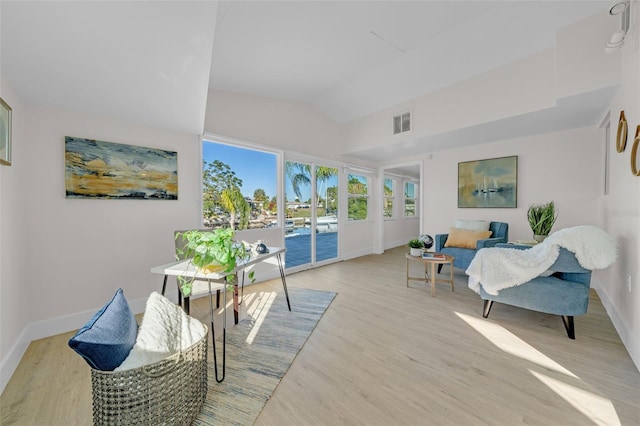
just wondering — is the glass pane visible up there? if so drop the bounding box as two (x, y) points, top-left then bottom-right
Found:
(404, 182), (415, 198)
(384, 178), (393, 196)
(348, 197), (368, 220)
(348, 174), (368, 195)
(202, 140), (277, 230)
(404, 198), (416, 217)
(285, 161), (312, 268)
(316, 166), (338, 263)
(384, 198), (394, 218)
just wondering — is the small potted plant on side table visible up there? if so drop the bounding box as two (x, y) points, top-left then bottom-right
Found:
(408, 239), (423, 257)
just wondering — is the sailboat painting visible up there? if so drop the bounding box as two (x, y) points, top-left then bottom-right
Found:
(458, 156), (517, 208)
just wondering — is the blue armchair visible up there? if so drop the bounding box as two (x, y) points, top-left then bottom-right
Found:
(479, 245), (592, 339)
(435, 221), (509, 273)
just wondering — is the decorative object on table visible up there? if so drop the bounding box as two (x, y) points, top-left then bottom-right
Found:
(256, 240), (269, 254)
(457, 156), (517, 208)
(175, 228), (253, 297)
(408, 238), (423, 256)
(0, 97), (11, 166)
(419, 234), (434, 250)
(527, 201), (558, 242)
(631, 125), (640, 176)
(64, 136), (178, 200)
(616, 110), (628, 152)
(422, 252), (445, 259)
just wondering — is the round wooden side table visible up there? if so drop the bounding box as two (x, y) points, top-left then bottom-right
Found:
(406, 252), (455, 297)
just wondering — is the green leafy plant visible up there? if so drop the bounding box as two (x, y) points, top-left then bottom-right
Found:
(175, 228), (253, 297)
(527, 201), (558, 236)
(408, 239), (423, 249)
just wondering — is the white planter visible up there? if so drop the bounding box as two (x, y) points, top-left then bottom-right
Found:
(410, 248), (422, 256)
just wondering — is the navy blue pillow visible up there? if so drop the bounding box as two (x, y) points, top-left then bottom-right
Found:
(68, 288), (138, 371)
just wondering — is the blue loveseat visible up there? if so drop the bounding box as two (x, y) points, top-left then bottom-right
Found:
(478, 244), (592, 339)
(435, 221), (509, 273)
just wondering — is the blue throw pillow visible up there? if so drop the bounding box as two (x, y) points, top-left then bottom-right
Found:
(68, 288), (138, 371)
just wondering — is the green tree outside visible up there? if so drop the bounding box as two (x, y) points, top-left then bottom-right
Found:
(202, 159), (251, 229)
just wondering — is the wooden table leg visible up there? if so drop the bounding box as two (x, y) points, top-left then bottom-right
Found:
(430, 262), (436, 297)
(406, 257), (409, 287)
(449, 261), (454, 291)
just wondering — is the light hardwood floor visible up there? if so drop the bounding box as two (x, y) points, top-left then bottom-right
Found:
(2, 247), (639, 425)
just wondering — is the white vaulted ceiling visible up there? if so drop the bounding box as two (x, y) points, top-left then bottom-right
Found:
(210, 1), (609, 123)
(1, 1), (611, 151)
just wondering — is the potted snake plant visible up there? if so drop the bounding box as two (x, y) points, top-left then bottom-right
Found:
(527, 201), (558, 243)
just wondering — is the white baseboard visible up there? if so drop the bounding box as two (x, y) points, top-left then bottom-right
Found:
(0, 291), (158, 394)
(342, 247), (373, 261)
(0, 270), (288, 393)
(385, 239), (408, 251)
(592, 278), (640, 372)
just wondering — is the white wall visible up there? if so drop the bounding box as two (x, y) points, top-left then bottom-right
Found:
(205, 90), (351, 164)
(596, 2), (640, 370)
(0, 77), (30, 391)
(0, 102), (202, 391)
(422, 127), (602, 240)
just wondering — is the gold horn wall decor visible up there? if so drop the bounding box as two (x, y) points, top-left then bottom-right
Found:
(616, 110), (628, 152)
(631, 125), (640, 177)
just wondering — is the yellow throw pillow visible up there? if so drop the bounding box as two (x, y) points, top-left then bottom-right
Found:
(444, 228), (492, 249)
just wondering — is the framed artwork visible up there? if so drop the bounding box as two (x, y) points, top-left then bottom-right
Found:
(458, 156), (517, 208)
(0, 97), (11, 166)
(65, 136), (178, 199)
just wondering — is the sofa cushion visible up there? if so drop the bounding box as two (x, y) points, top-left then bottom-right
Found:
(455, 219), (490, 232)
(68, 288), (138, 371)
(115, 292), (206, 371)
(444, 228), (493, 249)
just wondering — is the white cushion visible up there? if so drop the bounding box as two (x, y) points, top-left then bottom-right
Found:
(115, 292), (206, 371)
(455, 219), (490, 232)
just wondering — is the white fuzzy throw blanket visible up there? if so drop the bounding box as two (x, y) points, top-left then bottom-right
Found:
(467, 225), (617, 295)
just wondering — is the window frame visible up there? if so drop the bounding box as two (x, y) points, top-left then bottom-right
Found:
(201, 135), (282, 231)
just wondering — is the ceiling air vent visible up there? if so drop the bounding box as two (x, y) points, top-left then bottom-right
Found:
(393, 111), (411, 135)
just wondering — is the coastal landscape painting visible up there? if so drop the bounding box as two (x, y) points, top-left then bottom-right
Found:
(458, 156), (517, 208)
(65, 136), (178, 200)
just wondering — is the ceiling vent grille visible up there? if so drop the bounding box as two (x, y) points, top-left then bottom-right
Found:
(393, 111), (411, 135)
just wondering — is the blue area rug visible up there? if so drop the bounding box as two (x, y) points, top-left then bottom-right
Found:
(194, 287), (336, 425)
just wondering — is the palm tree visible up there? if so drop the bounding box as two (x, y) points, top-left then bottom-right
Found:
(285, 162), (311, 202)
(220, 187), (251, 230)
(285, 162), (337, 208)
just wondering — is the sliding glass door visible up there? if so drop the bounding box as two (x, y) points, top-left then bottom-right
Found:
(284, 161), (339, 269)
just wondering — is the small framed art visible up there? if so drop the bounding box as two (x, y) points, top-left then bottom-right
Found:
(0, 97), (11, 166)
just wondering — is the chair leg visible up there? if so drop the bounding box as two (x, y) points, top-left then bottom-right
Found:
(562, 316), (575, 339)
(482, 300), (493, 318)
(437, 264), (443, 274)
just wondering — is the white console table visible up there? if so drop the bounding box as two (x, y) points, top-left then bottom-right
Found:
(150, 246), (290, 382)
